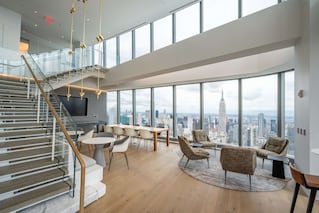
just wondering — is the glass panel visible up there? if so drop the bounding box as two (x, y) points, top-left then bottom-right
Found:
(119, 31), (132, 64)
(242, 0), (278, 16)
(135, 89), (151, 126)
(94, 42), (103, 66)
(107, 92), (117, 124)
(135, 24), (150, 58)
(203, 0), (238, 32)
(176, 3), (200, 42)
(203, 80), (239, 145)
(242, 75), (277, 147)
(120, 90), (133, 125)
(106, 37), (117, 68)
(284, 71), (295, 156)
(154, 86), (173, 137)
(176, 84), (200, 140)
(153, 15), (172, 51)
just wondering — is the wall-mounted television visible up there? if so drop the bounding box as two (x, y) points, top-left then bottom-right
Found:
(58, 95), (88, 116)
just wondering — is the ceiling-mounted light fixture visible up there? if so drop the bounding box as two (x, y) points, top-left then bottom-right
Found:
(96, 0), (104, 42)
(79, 0), (88, 100)
(67, 0), (76, 101)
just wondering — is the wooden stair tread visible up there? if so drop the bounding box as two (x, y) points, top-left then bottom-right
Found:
(0, 147), (54, 161)
(0, 115), (38, 120)
(0, 157), (62, 177)
(0, 136), (51, 149)
(0, 96), (36, 101)
(0, 79), (28, 87)
(0, 180), (71, 213)
(0, 122), (45, 128)
(0, 168), (67, 194)
(0, 129), (48, 138)
(0, 109), (36, 113)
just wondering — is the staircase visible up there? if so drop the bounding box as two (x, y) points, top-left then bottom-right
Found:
(0, 77), (73, 213)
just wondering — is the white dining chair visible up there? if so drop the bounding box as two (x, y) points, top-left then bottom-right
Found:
(124, 127), (139, 148)
(77, 129), (94, 154)
(138, 129), (154, 151)
(113, 126), (124, 139)
(108, 136), (130, 171)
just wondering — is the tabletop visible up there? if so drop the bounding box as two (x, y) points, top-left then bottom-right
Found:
(82, 137), (114, 145)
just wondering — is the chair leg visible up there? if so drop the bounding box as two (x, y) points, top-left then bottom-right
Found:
(181, 154), (184, 161)
(207, 158), (210, 169)
(249, 175), (252, 191)
(290, 183), (300, 213)
(224, 171), (227, 184)
(184, 159), (190, 168)
(306, 189), (317, 213)
(124, 152), (129, 170)
(262, 158), (265, 168)
(108, 152), (114, 171)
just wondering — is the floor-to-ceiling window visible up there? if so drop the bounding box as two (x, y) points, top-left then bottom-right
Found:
(242, 0), (278, 16)
(284, 71), (295, 155)
(176, 84), (200, 140)
(105, 37), (117, 68)
(153, 15), (172, 51)
(120, 90), (133, 125)
(135, 88), (151, 126)
(203, 0), (238, 32)
(175, 3), (200, 42)
(203, 80), (239, 145)
(135, 24), (150, 58)
(154, 86), (173, 137)
(106, 91), (117, 124)
(119, 31), (132, 64)
(242, 74), (278, 147)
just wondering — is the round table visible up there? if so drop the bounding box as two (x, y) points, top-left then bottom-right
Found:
(82, 137), (114, 167)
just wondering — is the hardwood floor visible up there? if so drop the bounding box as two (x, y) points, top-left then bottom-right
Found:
(82, 142), (319, 213)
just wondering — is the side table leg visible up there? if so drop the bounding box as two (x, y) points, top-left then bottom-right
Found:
(272, 160), (285, 179)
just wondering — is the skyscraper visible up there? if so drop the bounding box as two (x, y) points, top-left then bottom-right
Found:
(258, 113), (265, 137)
(218, 90), (227, 136)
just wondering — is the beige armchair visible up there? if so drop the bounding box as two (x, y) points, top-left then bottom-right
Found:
(220, 146), (256, 190)
(192, 130), (217, 155)
(255, 137), (289, 168)
(178, 136), (210, 168)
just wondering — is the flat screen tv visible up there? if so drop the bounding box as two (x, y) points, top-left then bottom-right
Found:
(58, 95), (88, 116)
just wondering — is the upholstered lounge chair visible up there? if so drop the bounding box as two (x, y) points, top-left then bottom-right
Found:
(192, 130), (216, 148)
(220, 146), (256, 190)
(255, 137), (289, 168)
(178, 136), (210, 168)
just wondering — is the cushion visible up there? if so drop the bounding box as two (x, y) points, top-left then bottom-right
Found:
(264, 137), (287, 154)
(193, 131), (208, 142)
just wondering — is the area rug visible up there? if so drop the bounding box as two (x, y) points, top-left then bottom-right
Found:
(178, 150), (290, 192)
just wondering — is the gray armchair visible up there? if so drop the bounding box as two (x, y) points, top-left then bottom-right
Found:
(255, 137), (289, 168)
(178, 136), (210, 168)
(192, 130), (217, 151)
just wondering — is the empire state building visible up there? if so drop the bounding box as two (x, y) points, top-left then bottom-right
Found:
(218, 90), (227, 137)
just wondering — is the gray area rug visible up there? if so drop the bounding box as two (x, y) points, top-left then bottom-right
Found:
(178, 150), (290, 192)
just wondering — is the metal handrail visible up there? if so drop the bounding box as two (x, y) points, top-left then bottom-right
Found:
(21, 55), (86, 213)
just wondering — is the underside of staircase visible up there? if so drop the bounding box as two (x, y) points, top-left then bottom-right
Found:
(0, 77), (72, 213)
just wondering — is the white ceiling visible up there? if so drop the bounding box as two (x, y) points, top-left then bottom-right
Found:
(0, 0), (194, 53)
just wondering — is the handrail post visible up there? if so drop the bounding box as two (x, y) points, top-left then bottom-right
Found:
(52, 117), (56, 161)
(37, 91), (41, 123)
(27, 79), (30, 99)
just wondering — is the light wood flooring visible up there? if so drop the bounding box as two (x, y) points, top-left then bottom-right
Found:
(81, 142), (319, 213)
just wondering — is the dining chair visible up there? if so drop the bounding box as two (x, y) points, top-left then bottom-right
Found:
(77, 129), (94, 154)
(138, 129), (154, 151)
(289, 163), (319, 213)
(124, 127), (139, 148)
(108, 136), (130, 171)
(103, 125), (113, 134)
(113, 126), (124, 139)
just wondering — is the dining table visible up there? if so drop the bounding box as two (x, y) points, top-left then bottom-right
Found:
(81, 137), (114, 168)
(107, 124), (169, 151)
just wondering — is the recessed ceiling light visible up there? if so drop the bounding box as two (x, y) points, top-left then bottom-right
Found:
(34, 10), (38, 14)
(61, 35), (65, 39)
(86, 18), (90, 22)
(34, 24), (38, 27)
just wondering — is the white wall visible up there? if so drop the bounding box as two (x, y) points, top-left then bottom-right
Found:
(0, 6), (21, 51)
(101, 0), (301, 88)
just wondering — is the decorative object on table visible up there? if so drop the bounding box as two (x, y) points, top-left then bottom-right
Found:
(178, 149), (289, 192)
(289, 163), (319, 213)
(255, 136), (289, 168)
(178, 136), (210, 169)
(220, 146), (256, 190)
